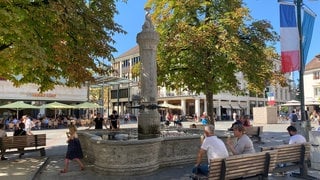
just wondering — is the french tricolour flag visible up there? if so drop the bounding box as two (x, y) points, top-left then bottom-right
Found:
(280, 4), (300, 73)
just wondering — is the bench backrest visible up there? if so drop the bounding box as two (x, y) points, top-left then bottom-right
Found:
(245, 126), (263, 136)
(208, 150), (277, 180)
(1, 134), (46, 149)
(261, 143), (310, 164)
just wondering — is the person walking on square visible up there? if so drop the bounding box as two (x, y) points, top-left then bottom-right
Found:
(233, 111), (237, 121)
(226, 123), (255, 155)
(60, 124), (84, 173)
(287, 125), (306, 144)
(0, 124), (8, 160)
(288, 110), (298, 126)
(192, 125), (229, 177)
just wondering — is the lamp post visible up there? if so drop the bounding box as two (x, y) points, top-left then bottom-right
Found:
(296, 0), (306, 122)
(279, 0), (317, 140)
(296, 0), (311, 141)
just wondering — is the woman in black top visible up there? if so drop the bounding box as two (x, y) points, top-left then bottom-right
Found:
(14, 123), (27, 158)
(108, 110), (119, 130)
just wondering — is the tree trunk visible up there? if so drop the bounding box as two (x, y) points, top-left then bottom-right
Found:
(205, 91), (215, 125)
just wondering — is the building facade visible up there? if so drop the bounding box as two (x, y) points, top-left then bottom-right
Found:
(110, 45), (291, 120)
(304, 55), (320, 102)
(0, 79), (88, 118)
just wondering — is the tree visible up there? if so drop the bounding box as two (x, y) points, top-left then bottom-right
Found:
(0, 0), (125, 92)
(131, 61), (141, 79)
(146, 0), (286, 124)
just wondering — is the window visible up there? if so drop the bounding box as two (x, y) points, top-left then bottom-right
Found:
(131, 56), (140, 65)
(122, 59), (130, 68)
(314, 87), (320, 96)
(313, 71), (320, 80)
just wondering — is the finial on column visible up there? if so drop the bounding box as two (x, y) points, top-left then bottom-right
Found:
(142, 7), (154, 31)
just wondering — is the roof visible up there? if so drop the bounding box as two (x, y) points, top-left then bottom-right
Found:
(116, 45), (139, 59)
(93, 76), (133, 87)
(305, 54), (320, 71)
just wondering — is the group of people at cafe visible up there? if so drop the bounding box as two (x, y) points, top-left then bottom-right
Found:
(1, 110), (123, 132)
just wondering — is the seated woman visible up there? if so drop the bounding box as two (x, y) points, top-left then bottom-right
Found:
(241, 115), (251, 127)
(14, 123), (27, 158)
(200, 112), (208, 125)
(226, 123), (255, 155)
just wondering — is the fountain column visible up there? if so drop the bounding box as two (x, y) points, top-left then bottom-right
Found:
(136, 8), (160, 138)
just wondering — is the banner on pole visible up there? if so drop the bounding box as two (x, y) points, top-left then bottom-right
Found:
(280, 4), (300, 73)
(302, 9), (316, 64)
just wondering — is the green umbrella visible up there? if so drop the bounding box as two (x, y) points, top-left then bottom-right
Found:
(0, 101), (39, 118)
(43, 102), (74, 109)
(74, 102), (102, 119)
(43, 102), (74, 119)
(74, 102), (102, 109)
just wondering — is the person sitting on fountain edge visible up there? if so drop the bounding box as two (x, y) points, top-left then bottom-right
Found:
(192, 124), (229, 177)
(108, 110), (120, 130)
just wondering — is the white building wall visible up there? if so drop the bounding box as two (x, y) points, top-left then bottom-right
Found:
(0, 81), (87, 102)
(304, 72), (314, 100)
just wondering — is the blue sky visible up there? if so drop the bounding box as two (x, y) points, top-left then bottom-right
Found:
(112, 0), (320, 66)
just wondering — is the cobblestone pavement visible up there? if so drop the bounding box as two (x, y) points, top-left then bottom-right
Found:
(0, 120), (319, 180)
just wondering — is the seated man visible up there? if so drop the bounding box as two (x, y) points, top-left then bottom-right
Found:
(287, 125), (306, 144)
(192, 125), (229, 177)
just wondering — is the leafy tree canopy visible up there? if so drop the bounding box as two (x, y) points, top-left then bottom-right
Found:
(146, 0), (286, 123)
(0, 0), (126, 92)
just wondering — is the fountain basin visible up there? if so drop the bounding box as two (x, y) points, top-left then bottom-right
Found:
(78, 128), (202, 175)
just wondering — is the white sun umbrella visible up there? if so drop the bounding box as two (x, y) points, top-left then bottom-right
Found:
(280, 100), (300, 106)
(158, 103), (182, 109)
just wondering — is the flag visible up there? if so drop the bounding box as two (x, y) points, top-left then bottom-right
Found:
(267, 92), (275, 106)
(302, 9), (316, 64)
(280, 4), (300, 73)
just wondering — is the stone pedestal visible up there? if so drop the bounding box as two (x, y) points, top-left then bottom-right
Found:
(136, 9), (160, 138)
(295, 120), (312, 141)
(309, 131), (320, 170)
(253, 106), (277, 124)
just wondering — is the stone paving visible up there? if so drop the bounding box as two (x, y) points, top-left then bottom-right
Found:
(0, 120), (319, 180)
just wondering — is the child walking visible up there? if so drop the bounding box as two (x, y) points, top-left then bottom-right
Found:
(60, 124), (84, 173)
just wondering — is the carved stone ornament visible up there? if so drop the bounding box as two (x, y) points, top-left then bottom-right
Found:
(142, 7), (154, 31)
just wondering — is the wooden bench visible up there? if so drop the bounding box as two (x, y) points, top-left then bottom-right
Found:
(245, 126), (263, 143)
(261, 143), (310, 178)
(208, 150), (278, 180)
(0, 134), (46, 156)
(189, 124), (205, 130)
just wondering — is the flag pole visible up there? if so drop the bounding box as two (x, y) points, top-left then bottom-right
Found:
(297, 0), (313, 141)
(297, 1), (305, 121)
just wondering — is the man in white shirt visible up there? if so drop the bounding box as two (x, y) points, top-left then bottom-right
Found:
(23, 115), (33, 135)
(192, 124), (229, 176)
(287, 125), (306, 144)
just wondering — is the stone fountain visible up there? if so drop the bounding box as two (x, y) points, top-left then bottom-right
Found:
(136, 7), (161, 139)
(77, 8), (206, 176)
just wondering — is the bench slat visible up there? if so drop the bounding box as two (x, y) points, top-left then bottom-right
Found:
(1, 134), (46, 151)
(208, 150), (277, 179)
(261, 143), (310, 178)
